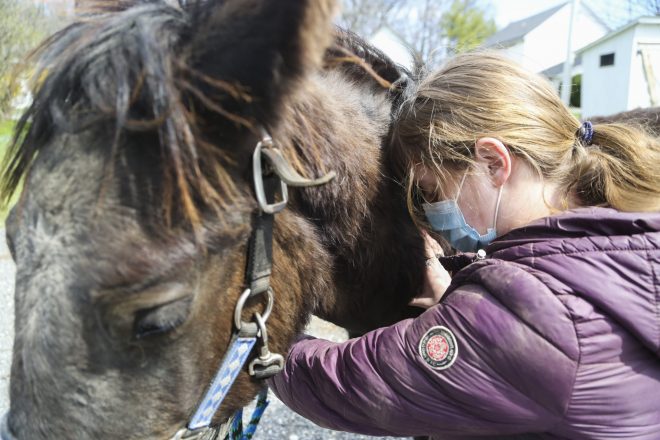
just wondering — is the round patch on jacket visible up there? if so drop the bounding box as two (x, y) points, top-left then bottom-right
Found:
(418, 326), (458, 370)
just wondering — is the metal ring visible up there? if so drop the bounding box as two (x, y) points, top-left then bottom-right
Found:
(253, 138), (288, 214)
(233, 287), (274, 331)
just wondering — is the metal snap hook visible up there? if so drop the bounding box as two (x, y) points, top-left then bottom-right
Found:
(248, 312), (284, 379)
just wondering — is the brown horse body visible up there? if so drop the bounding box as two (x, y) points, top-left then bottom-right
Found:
(1, 0), (423, 438)
(589, 106), (660, 134)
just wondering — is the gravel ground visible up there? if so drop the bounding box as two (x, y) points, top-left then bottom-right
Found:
(0, 229), (400, 439)
(0, 229), (14, 416)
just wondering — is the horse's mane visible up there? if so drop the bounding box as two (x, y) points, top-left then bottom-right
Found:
(0, 0), (408, 232)
(589, 107), (660, 135)
(328, 29), (410, 92)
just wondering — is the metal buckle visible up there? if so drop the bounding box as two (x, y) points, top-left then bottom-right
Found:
(253, 134), (288, 214)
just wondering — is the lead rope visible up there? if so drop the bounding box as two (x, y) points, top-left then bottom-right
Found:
(227, 389), (270, 440)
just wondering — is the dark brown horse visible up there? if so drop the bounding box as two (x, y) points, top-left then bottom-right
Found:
(0, 0), (424, 438)
(590, 106), (660, 134)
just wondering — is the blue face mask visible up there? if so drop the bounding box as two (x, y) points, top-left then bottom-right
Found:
(422, 172), (503, 253)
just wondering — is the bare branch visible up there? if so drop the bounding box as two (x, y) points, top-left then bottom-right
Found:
(339, 0), (410, 38)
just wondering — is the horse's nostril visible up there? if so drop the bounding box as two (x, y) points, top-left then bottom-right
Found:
(0, 413), (18, 440)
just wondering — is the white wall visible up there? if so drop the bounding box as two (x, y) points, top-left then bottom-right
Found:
(628, 24), (660, 109)
(629, 44), (654, 110)
(581, 27), (635, 118)
(509, 5), (608, 73)
(499, 41), (525, 66)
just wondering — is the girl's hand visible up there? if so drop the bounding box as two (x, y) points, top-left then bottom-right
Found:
(409, 231), (452, 309)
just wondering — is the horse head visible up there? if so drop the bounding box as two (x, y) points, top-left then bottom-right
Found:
(1, 0), (425, 438)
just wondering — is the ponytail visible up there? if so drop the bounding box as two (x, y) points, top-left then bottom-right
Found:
(563, 122), (660, 212)
(392, 51), (660, 214)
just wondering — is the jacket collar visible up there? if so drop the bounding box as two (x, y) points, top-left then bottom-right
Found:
(487, 207), (660, 255)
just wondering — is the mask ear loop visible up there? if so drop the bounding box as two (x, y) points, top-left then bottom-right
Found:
(454, 171), (469, 201)
(493, 185), (504, 230)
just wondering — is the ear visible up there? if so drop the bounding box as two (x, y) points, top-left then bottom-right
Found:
(186, 0), (337, 127)
(474, 137), (511, 187)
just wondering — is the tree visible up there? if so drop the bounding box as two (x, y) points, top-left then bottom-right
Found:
(339, 1), (497, 68)
(440, 0), (496, 56)
(0, 0), (65, 118)
(631, 0), (660, 15)
(390, 0), (496, 68)
(339, 0), (411, 39)
(402, 0), (445, 67)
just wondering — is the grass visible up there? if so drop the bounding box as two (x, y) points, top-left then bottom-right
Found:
(0, 119), (17, 224)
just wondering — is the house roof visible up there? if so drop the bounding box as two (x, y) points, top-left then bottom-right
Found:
(485, 2), (566, 47)
(485, 2), (609, 48)
(576, 16), (660, 55)
(541, 54), (583, 78)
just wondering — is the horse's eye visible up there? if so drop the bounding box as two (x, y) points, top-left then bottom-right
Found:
(133, 297), (192, 339)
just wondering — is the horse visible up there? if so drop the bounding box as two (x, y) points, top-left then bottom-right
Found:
(0, 0), (425, 438)
(590, 106), (660, 135)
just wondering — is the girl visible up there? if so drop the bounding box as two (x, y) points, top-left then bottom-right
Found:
(267, 52), (660, 439)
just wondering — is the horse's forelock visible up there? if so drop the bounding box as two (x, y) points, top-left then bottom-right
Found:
(1, 1), (250, 234)
(1, 3), (407, 240)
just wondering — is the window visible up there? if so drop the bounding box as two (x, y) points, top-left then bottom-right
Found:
(600, 53), (615, 67)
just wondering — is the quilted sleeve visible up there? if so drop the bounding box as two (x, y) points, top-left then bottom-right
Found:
(268, 280), (578, 438)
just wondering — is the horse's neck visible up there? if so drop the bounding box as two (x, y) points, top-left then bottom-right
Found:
(281, 71), (424, 332)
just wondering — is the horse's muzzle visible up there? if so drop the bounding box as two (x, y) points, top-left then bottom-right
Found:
(0, 413), (17, 440)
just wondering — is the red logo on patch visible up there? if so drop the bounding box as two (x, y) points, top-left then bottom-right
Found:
(419, 326), (458, 370)
(425, 334), (449, 362)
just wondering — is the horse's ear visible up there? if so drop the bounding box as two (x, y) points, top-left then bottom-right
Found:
(185, 0), (337, 127)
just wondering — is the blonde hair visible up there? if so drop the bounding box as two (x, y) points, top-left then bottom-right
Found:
(393, 51), (660, 216)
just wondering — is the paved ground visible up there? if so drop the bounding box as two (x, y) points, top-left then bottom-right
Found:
(0, 229), (398, 439)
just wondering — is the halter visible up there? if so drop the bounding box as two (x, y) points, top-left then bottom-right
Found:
(0, 131), (334, 440)
(0, 131), (335, 440)
(171, 131), (335, 440)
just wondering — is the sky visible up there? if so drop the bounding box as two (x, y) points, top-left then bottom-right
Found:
(493, 0), (654, 30)
(493, 0), (566, 27)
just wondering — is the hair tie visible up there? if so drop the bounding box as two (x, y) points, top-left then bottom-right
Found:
(577, 121), (594, 145)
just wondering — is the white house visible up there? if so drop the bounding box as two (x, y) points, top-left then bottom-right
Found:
(485, 2), (609, 73)
(578, 17), (660, 118)
(542, 53), (583, 93)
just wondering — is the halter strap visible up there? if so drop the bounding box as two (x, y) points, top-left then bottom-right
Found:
(173, 135), (282, 440)
(187, 336), (259, 431)
(173, 130), (335, 440)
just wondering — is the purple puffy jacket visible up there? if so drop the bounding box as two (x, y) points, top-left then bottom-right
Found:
(268, 208), (660, 439)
